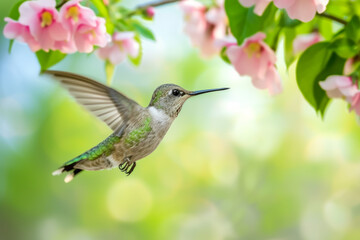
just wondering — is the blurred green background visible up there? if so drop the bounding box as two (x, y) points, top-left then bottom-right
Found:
(2, 1), (360, 240)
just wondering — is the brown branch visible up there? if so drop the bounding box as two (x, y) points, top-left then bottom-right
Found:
(136, 0), (181, 10)
(126, 0), (181, 18)
(317, 13), (347, 25)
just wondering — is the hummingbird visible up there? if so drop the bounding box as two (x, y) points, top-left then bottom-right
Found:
(47, 70), (229, 183)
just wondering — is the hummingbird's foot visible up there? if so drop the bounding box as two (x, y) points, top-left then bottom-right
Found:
(118, 159), (130, 171)
(118, 157), (136, 175)
(126, 162), (136, 176)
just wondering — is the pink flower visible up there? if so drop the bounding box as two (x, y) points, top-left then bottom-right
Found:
(350, 92), (360, 116)
(205, 1), (227, 39)
(226, 32), (282, 95)
(319, 76), (358, 101)
(239, 0), (272, 15)
(73, 17), (109, 53)
(96, 32), (140, 65)
(273, 0), (329, 22)
(60, 0), (97, 33)
(293, 32), (322, 54)
(146, 7), (155, 18)
(17, 0), (70, 51)
(3, 0), (109, 54)
(180, 0), (227, 58)
(3, 18), (41, 52)
(59, 0), (109, 53)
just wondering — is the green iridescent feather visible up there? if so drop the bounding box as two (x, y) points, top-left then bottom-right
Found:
(125, 117), (152, 146)
(63, 134), (121, 166)
(152, 90), (162, 104)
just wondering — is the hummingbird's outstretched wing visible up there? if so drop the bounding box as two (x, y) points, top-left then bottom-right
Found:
(45, 70), (142, 131)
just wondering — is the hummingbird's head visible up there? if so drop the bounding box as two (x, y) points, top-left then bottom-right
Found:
(148, 84), (229, 118)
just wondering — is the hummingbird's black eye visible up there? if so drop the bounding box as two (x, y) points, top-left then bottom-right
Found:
(172, 89), (180, 96)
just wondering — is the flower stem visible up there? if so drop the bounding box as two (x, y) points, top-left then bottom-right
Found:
(317, 13), (347, 25)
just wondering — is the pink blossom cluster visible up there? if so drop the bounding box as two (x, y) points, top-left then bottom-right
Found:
(239, 0), (329, 22)
(225, 32), (282, 95)
(3, 0), (109, 53)
(179, 0), (227, 58)
(96, 32), (140, 65)
(319, 58), (360, 116)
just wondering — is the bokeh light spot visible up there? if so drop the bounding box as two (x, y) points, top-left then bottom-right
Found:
(107, 179), (152, 222)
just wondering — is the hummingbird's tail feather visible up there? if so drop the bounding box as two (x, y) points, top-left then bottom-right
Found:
(52, 167), (64, 176)
(64, 169), (83, 183)
(52, 160), (84, 183)
(52, 133), (121, 182)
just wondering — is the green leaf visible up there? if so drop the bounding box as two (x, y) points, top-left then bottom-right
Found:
(296, 42), (346, 116)
(128, 35), (142, 66)
(296, 42), (331, 114)
(318, 17), (333, 40)
(105, 61), (115, 85)
(90, 0), (114, 34)
(345, 15), (360, 43)
(35, 50), (66, 72)
(131, 22), (155, 41)
(315, 54), (346, 116)
(8, 0), (27, 20)
(220, 47), (230, 64)
(329, 38), (358, 58)
(225, 0), (277, 45)
(278, 10), (301, 28)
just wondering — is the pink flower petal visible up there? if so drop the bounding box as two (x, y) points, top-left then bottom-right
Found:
(265, 65), (282, 95)
(54, 40), (77, 53)
(350, 92), (360, 115)
(96, 45), (112, 60)
(179, 0), (206, 14)
(314, 0), (329, 13)
(214, 35), (237, 48)
(48, 22), (69, 41)
(244, 32), (266, 43)
(339, 86), (358, 97)
(273, 0), (296, 8)
(3, 18), (41, 52)
(344, 58), (354, 75)
(109, 47), (127, 65)
(293, 32), (322, 54)
(319, 75), (357, 99)
(261, 42), (277, 64)
(60, 0), (97, 33)
(3, 18), (24, 39)
(113, 32), (135, 41)
(239, 0), (258, 7)
(123, 39), (140, 58)
(254, 0), (271, 15)
(326, 89), (344, 98)
(227, 44), (267, 80)
(37, 29), (55, 51)
(286, 0), (316, 22)
(206, 7), (224, 24)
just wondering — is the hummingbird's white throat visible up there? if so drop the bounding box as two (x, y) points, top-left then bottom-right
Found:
(148, 106), (172, 123)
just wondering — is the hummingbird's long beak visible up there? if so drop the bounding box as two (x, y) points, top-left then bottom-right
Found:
(188, 87), (229, 96)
